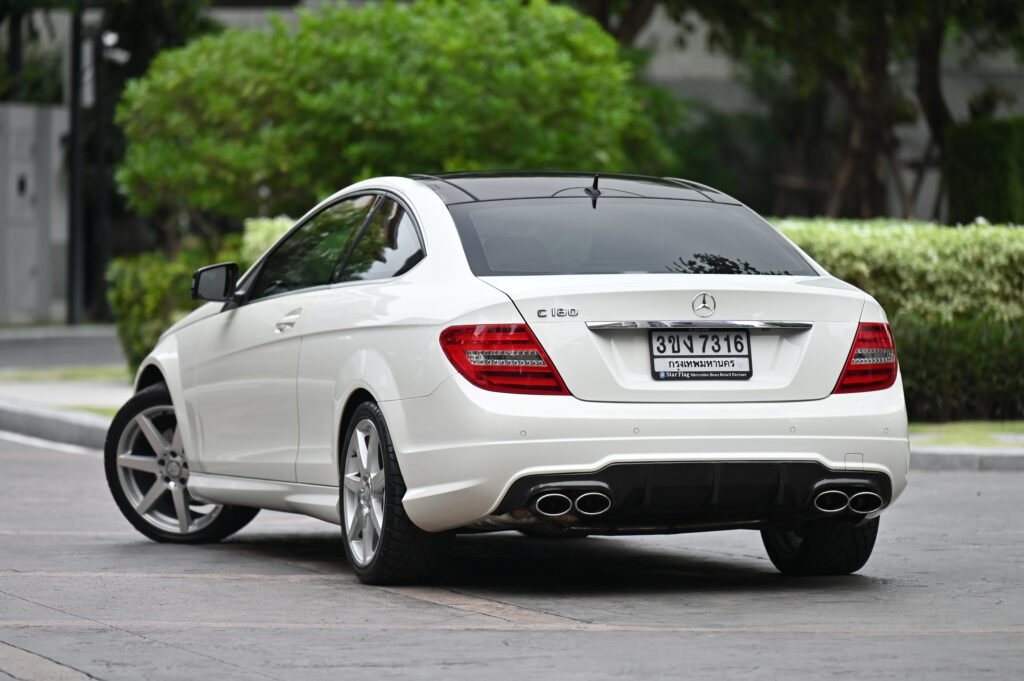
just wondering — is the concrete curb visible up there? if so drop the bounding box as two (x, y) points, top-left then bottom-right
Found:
(0, 399), (109, 451)
(1, 398), (1023, 471)
(911, 448), (1024, 472)
(0, 324), (117, 341)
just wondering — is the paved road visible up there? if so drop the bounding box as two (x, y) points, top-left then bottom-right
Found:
(2, 432), (1022, 681)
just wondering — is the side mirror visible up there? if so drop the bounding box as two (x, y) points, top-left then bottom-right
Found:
(191, 262), (239, 302)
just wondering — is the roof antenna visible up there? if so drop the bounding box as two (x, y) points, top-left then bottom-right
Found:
(584, 174), (601, 209)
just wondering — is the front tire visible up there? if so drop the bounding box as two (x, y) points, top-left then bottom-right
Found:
(104, 384), (259, 543)
(340, 401), (452, 584)
(761, 517), (879, 576)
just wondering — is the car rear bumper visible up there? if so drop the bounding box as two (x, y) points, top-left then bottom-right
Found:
(381, 375), (910, 532)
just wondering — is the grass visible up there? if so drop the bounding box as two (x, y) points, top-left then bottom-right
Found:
(0, 364), (131, 383)
(908, 420), (1024, 447)
(68, 406), (120, 419)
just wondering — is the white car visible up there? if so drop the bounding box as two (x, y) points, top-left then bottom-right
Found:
(105, 172), (909, 584)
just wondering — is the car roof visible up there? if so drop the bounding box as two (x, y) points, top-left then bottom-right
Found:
(408, 171), (742, 206)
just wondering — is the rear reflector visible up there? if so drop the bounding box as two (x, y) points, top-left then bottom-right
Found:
(833, 322), (898, 393)
(440, 325), (570, 395)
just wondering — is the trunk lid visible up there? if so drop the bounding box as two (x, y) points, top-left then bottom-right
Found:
(481, 274), (866, 403)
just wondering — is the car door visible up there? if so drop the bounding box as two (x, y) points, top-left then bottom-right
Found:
(295, 195), (427, 485)
(189, 194), (377, 481)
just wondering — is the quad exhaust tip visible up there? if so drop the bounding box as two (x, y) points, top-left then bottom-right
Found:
(534, 491), (613, 517)
(535, 493), (573, 517)
(813, 490), (850, 513)
(574, 492), (612, 516)
(813, 489), (885, 515)
(848, 491), (884, 514)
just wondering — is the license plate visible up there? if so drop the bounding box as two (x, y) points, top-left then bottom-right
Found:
(650, 329), (752, 380)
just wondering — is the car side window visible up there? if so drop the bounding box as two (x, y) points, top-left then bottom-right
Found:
(339, 198), (425, 281)
(248, 195), (376, 301)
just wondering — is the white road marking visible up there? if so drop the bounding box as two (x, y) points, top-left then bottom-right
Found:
(0, 430), (101, 457)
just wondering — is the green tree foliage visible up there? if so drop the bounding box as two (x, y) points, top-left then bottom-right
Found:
(106, 252), (194, 370)
(945, 117), (1024, 224)
(662, 0), (1024, 219)
(116, 0), (640, 227)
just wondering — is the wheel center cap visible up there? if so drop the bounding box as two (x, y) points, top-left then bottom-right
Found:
(166, 461), (182, 477)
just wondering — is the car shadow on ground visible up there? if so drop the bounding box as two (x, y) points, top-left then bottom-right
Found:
(217, 528), (882, 596)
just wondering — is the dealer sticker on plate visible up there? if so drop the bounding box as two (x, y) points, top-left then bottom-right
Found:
(650, 329), (753, 380)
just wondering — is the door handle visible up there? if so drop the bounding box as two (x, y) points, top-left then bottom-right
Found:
(274, 308), (302, 333)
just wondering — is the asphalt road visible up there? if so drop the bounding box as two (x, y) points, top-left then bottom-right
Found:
(2, 432), (1022, 681)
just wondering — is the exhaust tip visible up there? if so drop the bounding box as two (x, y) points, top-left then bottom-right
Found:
(535, 493), (573, 517)
(574, 492), (612, 516)
(814, 490), (850, 513)
(848, 491), (884, 514)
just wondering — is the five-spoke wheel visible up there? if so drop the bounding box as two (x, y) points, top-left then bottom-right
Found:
(340, 401), (452, 584)
(105, 384), (258, 543)
(342, 418), (386, 566)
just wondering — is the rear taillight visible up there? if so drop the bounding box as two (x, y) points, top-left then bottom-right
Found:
(833, 322), (898, 393)
(440, 324), (570, 395)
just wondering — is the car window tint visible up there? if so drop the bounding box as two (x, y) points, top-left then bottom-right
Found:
(249, 195), (376, 300)
(340, 198), (425, 281)
(448, 198), (816, 276)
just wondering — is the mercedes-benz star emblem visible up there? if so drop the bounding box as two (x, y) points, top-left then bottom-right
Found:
(692, 292), (716, 318)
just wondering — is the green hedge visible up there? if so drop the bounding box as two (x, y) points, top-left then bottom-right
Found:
(779, 219), (1024, 420)
(777, 219), (1024, 321)
(894, 314), (1024, 422)
(945, 117), (1024, 225)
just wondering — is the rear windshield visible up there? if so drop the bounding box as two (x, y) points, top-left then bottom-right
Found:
(448, 198), (817, 276)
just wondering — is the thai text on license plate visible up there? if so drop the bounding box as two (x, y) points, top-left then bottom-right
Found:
(649, 329), (753, 380)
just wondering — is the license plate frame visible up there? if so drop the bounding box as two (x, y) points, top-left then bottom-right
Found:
(649, 328), (753, 380)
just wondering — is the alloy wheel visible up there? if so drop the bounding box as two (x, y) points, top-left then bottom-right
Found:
(342, 418), (386, 566)
(115, 405), (223, 535)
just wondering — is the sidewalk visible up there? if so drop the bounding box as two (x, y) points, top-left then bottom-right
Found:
(1, 325), (1022, 470)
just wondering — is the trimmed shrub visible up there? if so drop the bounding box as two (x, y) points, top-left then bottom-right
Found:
(946, 117), (1024, 225)
(894, 314), (1024, 421)
(116, 0), (641, 222)
(777, 219), (1024, 321)
(779, 218), (1024, 419)
(106, 253), (195, 370)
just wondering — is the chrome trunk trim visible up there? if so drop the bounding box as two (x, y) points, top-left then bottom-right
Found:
(585, 320), (813, 331)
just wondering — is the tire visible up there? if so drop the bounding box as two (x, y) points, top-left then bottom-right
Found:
(340, 401), (452, 584)
(104, 384), (259, 543)
(761, 516), (879, 576)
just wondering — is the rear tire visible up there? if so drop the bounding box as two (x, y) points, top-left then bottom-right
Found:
(105, 384), (259, 543)
(761, 517), (879, 576)
(340, 401), (452, 584)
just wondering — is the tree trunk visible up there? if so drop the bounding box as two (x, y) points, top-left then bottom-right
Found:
(829, 14), (894, 218)
(914, 2), (953, 151)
